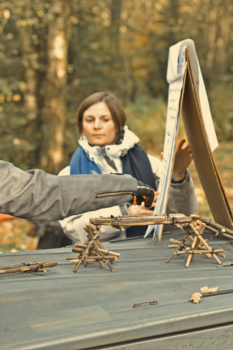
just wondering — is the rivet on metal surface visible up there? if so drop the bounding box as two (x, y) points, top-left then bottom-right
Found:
(133, 300), (158, 308)
(133, 303), (140, 308)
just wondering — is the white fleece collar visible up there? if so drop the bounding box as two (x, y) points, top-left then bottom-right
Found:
(78, 126), (140, 160)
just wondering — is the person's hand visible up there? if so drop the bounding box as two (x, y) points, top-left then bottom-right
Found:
(134, 181), (158, 208)
(129, 190), (159, 215)
(172, 139), (192, 181)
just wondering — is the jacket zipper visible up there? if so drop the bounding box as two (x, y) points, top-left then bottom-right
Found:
(97, 191), (134, 198)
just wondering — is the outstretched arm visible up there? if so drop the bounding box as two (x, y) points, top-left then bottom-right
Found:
(0, 161), (140, 220)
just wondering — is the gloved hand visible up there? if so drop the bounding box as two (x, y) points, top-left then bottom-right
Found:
(133, 181), (156, 209)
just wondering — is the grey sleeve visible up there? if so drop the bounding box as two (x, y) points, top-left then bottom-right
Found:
(154, 170), (198, 232)
(166, 170), (199, 216)
(0, 161), (137, 220)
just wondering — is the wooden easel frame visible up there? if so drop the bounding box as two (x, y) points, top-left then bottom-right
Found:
(168, 48), (233, 230)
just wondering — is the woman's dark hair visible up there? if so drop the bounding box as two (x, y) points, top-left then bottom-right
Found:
(77, 92), (126, 138)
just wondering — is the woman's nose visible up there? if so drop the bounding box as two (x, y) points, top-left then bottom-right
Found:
(94, 119), (101, 128)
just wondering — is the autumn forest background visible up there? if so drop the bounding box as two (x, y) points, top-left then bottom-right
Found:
(0, 0), (233, 251)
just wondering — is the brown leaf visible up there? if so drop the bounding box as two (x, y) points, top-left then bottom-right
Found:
(200, 286), (221, 294)
(190, 292), (202, 304)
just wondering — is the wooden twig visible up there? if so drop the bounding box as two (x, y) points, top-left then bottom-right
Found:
(190, 223), (222, 264)
(69, 256), (116, 263)
(0, 262), (57, 275)
(90, 214), (192, 227)
(176, 249), (223, 255)
(73, 227), (100, 272)
(166, 232), (190, 263)
(190, 222), (206, 262)
(73, 244), (120, 258)
(191, 215), (233, 238)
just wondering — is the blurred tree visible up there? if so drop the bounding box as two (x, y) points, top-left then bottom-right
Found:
(40, 0), (71, 173)
(0, 0), (232, 174)
(19, 0), (41, 165)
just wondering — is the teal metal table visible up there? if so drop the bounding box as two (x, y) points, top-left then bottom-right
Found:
(1, 230), (233, 350)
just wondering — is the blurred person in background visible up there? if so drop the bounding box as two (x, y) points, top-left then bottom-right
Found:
(59, 92), (198, 244)
(28, 220), (72, 249)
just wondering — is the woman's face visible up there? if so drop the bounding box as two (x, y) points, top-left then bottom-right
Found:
(82, 102), (117, 146)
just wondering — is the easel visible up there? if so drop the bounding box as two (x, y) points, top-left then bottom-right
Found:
(157, 44), (233, 241)
(181, 47), (233, 228)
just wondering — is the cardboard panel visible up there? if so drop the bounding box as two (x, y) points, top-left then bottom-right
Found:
(181, 51), (233, 228)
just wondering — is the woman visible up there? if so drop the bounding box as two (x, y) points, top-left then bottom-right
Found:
(59, 92), (198, 243)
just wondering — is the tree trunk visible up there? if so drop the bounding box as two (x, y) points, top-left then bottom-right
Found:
(19, 0), (39, 122)
(110, 0), (122, 54)
(40, 0), (71, 174)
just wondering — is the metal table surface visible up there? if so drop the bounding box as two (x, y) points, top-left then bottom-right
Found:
(1, 230), (233, 350)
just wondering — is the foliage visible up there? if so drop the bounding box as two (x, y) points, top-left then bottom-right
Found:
(209, 82), (233, 141)
(0, 0), (232, 172)
(125, 96), (167, 154)
(0, 219), (37, 252)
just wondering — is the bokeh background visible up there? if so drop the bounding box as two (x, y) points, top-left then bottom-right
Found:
(0, 0), (233, 251)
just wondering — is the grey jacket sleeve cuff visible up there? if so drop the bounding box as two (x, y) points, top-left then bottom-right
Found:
(167, 169), (198, 216)
(170, 169), (190, 188)
(171, 170), (187, 184)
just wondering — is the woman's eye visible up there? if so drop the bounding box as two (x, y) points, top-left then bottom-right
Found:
(104, 119), (110, 122)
